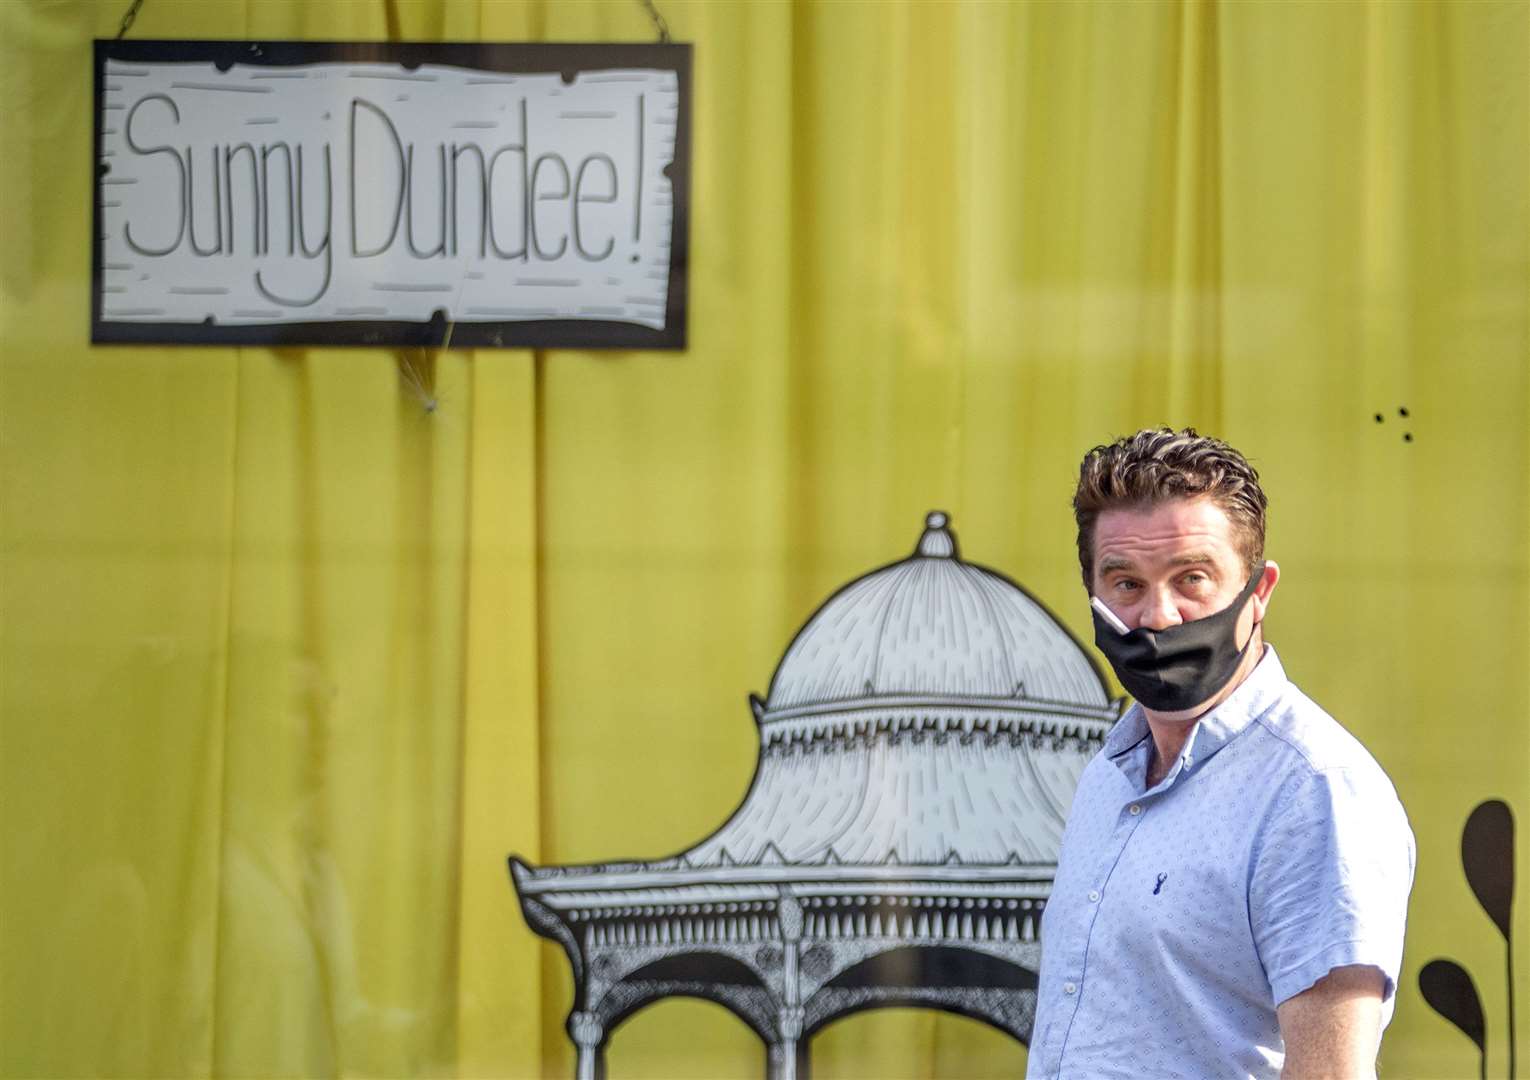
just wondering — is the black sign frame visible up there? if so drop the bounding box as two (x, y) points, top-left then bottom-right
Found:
(92, 39), (691, 350)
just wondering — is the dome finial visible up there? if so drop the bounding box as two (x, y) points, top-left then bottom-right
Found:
(916, 510), (958, 559)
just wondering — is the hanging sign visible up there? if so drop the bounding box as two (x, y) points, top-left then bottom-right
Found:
(92, 40), (691, 349)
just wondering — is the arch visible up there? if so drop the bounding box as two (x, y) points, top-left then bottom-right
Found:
(802, 946), (1038, 1045)
(596, 952), (778, 1043)
(606, 987), (777, 1042)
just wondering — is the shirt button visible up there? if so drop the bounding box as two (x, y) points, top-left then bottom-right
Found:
(1063, 981), (1078, 995)
(1088, 889), (1101, 902)
(1129, 804), (1143, 815)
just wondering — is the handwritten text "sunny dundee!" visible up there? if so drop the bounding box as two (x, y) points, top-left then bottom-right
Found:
(118, 94), (650, 307)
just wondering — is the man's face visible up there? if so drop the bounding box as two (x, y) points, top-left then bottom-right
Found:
(1090, 497), (1270, 641)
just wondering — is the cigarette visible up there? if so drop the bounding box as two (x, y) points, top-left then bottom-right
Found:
(1091, 596), (1131, 636)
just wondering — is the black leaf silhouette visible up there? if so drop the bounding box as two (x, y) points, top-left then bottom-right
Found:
(1463, 799), (1516, 942)
(1419, 959), (1487, 1078)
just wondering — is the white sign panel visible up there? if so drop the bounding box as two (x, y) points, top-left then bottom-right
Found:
(93, 42), (691, 348)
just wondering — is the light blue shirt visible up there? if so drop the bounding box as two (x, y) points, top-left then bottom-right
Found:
(1028, 647), (1415, 1079)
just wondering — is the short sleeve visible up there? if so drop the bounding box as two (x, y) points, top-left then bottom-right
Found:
(1248, 766), (1415, 1007)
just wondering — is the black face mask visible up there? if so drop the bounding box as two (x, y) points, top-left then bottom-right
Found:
(1091, 569), (1265, 713)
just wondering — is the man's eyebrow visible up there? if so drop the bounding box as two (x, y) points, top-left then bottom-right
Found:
(1167, 552), (1218, 568)
(1097, 552), (1218, 574)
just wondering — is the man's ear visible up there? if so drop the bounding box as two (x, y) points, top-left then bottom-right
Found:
(1252, 561), (1280, 620)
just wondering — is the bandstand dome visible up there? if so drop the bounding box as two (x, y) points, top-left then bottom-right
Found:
(765, 512), (1110, 713)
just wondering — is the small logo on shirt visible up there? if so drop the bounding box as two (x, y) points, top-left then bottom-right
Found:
(1153, 872), (1168, 895)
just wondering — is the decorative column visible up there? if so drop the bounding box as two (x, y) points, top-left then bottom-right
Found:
(773, 1005), (805, 1080)
(771, 891), (805, 1080)
(568, 1010), (604, 1080)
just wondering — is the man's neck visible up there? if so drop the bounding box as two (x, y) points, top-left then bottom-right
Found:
(1141, 635), (1266, 787)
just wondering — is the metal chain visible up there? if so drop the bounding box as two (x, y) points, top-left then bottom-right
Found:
(637, 0), (671, 44)
(115, 0), (145, 39)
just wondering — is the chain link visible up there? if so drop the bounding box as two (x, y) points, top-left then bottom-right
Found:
(115, 0), (145, 40)
(637, 0), (671, 44)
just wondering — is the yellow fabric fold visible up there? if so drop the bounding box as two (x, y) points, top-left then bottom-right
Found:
(2, 1), (1525, 1077)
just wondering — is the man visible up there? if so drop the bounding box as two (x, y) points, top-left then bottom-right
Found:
(1028, 428), (1414, 1080)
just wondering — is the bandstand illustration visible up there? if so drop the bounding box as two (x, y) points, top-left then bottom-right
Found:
(511, 512), (1120, 1078)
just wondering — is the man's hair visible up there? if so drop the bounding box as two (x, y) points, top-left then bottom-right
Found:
(1073, 427), (1268, 586)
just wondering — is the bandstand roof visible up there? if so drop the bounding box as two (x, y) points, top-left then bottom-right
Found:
(514, 513), (1120, 894)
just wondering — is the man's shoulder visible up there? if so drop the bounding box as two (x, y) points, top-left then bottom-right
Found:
(1250, 675), (1398, 792)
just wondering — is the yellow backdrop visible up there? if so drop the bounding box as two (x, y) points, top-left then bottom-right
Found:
(2, 1), (1526, 1077)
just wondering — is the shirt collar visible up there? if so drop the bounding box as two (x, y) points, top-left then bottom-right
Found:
(1104, 646), (1289, 770)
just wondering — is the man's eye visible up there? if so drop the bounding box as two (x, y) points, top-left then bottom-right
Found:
(1114, 580), (1140, 592)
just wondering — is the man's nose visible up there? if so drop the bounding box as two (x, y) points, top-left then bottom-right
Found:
(1137, 587), (1183, 631)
